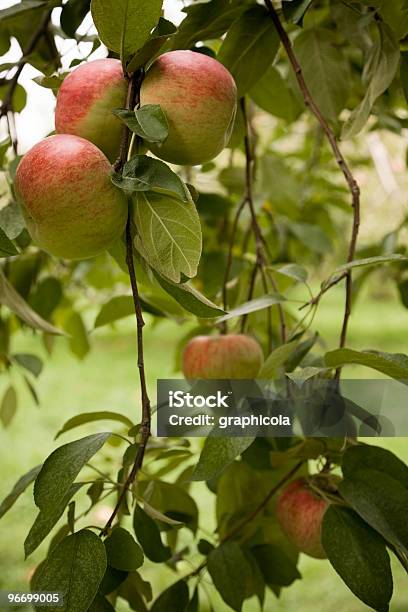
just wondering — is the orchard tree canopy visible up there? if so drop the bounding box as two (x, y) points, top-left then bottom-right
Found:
(1, 1), (408, 611)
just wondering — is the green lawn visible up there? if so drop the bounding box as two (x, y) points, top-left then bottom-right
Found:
(0, 284), (407, 611)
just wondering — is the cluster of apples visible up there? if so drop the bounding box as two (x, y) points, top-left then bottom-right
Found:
(14, 51), (237, 260)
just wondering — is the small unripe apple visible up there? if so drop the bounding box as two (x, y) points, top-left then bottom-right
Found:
(182, 334), (263, 379)
(276, 478), (329, 559)
(15, 135), (127, 260)
(55, 58), (127, 162)
(140, 50), (237, 166)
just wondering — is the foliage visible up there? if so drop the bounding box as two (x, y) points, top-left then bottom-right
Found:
(1, 0), (408, 611)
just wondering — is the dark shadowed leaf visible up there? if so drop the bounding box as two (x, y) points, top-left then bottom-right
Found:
(342, 445), (408, 487)
(0, 464), (41, 519)
(207, 542), (252, 611)
(61, 0), (90, 38)
(0, 385), (17, 427)
(191, 437), (254, 481)
(339, 469), (408, 556)
(322, 506), (393, 612)
(105, 527), (144, 571)
(32, 530), (107, 612)
(251, 544), (301, 587)
(117, 571), (152, 611)
(0, 226), (18, 257)
(133, 505), (171, 563)
(94, 296), (135, 328)
(151, 580), (189, 612)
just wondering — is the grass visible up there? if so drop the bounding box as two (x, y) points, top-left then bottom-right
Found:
(0, 283), (407, 611)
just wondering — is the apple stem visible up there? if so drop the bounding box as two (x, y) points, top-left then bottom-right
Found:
(101, 70), (151, 537)
(264, 0), (361, 380)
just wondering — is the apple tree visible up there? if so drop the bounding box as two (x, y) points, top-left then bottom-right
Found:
(1, 1), (408, 611)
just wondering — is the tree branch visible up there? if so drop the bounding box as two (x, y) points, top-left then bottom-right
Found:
(101, 69), (151, 537)
(0, 9), (53, 120)
(239, 97), (287, 344)
(264, 1), (361, 370)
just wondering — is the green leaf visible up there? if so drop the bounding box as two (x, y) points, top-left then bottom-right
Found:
(322, 506), (393, 612)
(113, 105), (168, 144)
(250, 65), (301, 122)
(154, 272), (224, 318)
(342, 445), (408, 487)
(342, 23), (400, 139)
(259, 342), (298, 379)
(0, 268), (62, 335)
(61, 0), (90, 38)
(132, 190), (202, 284)
(142, 481), (198, 532)
(0, 226), (18, 257)
(0, 385), (17, 427)
(325, 348), (408, 380)
(142, 500), (183, 526)
(191, 437), (254, 481)
(13, 353), (43, 377)
(274, 263), (308, 283)
(207, 542), (252, 612)
(251, 544), (301, 587)
(333, 254), (408, 276)
(112, 155), (189, 199)
(151, 580), (189, 612)
(89, 593), (115, 612)
(133, 505), (171, 563)
(91, 0), (163, 64)
(64, 312), (90, 360)
(0, 82), (27, 113)
(283, 0), (313, 24)
(25, 483), (84, 558)
(0, 202), (25, 239)
(34, 433), (110, 511)
(289, 222), (332, 254)
(218, 5), (280, 96)
(56, 411), (133, 438)
(171, 0), (248, 50)
(32, 530), (107, 612)
(217, 294), (286, 323)
(339, 469), (408, 556)
(105, 527), (144, 571)
(95, 296), (135, 328)
(293, 28), (349, 121)
(117, 571), (152, 611)
(127, 18), (177, 73)
(186, 588), (199, 612)
(0, 464), (41, 520)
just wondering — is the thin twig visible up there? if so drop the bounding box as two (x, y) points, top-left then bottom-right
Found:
(299, 271), (348, 311)
(239, 97), (287, 344)
(264, 1), (361, 376)
(101, 70), (151, 537)
(0, 10), (53, 120)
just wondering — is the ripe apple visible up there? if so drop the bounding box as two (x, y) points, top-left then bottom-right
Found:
(14, 134), (128, 260)
(276, 478), (329, 559)
(140, 50), (237, 166)
(182, 334), (263, 379)
(55, 58), (127, 162)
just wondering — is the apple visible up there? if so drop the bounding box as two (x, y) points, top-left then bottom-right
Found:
(182, 334), (263, 379)
(276, 478), (329, 559)
(140, 50), (237, 166)
(55, 58), (127, 162)
(14, 134), (128, 260)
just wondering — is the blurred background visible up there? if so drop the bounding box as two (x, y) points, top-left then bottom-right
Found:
(1, 0), (408, 610)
